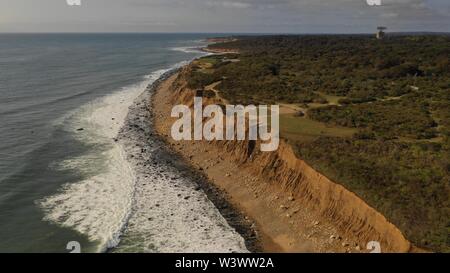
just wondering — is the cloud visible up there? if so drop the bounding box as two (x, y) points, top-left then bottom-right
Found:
(0, 0), (448, 33)
(423, 0), (450, 16)
(206, 1), (252, 9)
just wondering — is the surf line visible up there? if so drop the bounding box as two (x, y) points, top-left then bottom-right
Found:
(171, 97), (280, 152)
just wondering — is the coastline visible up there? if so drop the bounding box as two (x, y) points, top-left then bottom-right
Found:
(150, 71), (345, 252)
(114, 68), (258, 252)
(40, 73), (156, 253)
(150, 73), (338, 253)
(5, 33), (444, 254)
(149, 63), (415, 253)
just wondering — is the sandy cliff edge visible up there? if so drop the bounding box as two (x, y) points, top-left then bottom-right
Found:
(150, 66), (414, 253)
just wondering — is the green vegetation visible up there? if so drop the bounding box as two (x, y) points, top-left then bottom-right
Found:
(190, 35), (450, 252)
(296, 137), (449, 250)
(280, 114), (357, 143)
(308, 96), (439, 139)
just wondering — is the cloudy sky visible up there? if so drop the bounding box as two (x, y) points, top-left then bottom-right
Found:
(0, 0), (449, 33)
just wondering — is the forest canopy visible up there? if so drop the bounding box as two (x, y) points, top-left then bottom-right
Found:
(188, 35), (450, 252)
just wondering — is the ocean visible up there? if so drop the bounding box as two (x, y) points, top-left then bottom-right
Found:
(0, 33), (247, 253)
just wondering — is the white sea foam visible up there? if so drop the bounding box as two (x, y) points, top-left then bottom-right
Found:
(40, 60), (247, 253)
(40, 67), (177, 252)
(114, 161), (249, 252)
(113, 83), (248, 253)
(40, 88), (140, 251)
(170, 46), (204, 54)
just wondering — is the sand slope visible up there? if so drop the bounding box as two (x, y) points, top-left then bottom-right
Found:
(151, 67), (414, 253)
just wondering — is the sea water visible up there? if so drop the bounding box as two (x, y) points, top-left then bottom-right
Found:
(0, 33), (247, 253)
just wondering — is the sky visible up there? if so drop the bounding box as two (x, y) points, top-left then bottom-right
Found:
(0, 0), (449, 33)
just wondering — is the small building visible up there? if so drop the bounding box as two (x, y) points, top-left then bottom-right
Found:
(376, 26), (387, 40)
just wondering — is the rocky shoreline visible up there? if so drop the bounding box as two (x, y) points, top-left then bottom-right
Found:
(114, 68), (260, 252)
(149, 63), (416, 253)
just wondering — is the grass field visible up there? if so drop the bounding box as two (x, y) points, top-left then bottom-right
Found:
(280, 113), (356, 143)
(315, 91), (345, 105)
(193, 57), (222, 74)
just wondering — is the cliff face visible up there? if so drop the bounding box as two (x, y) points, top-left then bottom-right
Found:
(221, 140), (411, 252)
(168, 66), (412, 252)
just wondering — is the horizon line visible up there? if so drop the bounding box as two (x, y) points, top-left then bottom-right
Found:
(1, 31), (449, 35)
